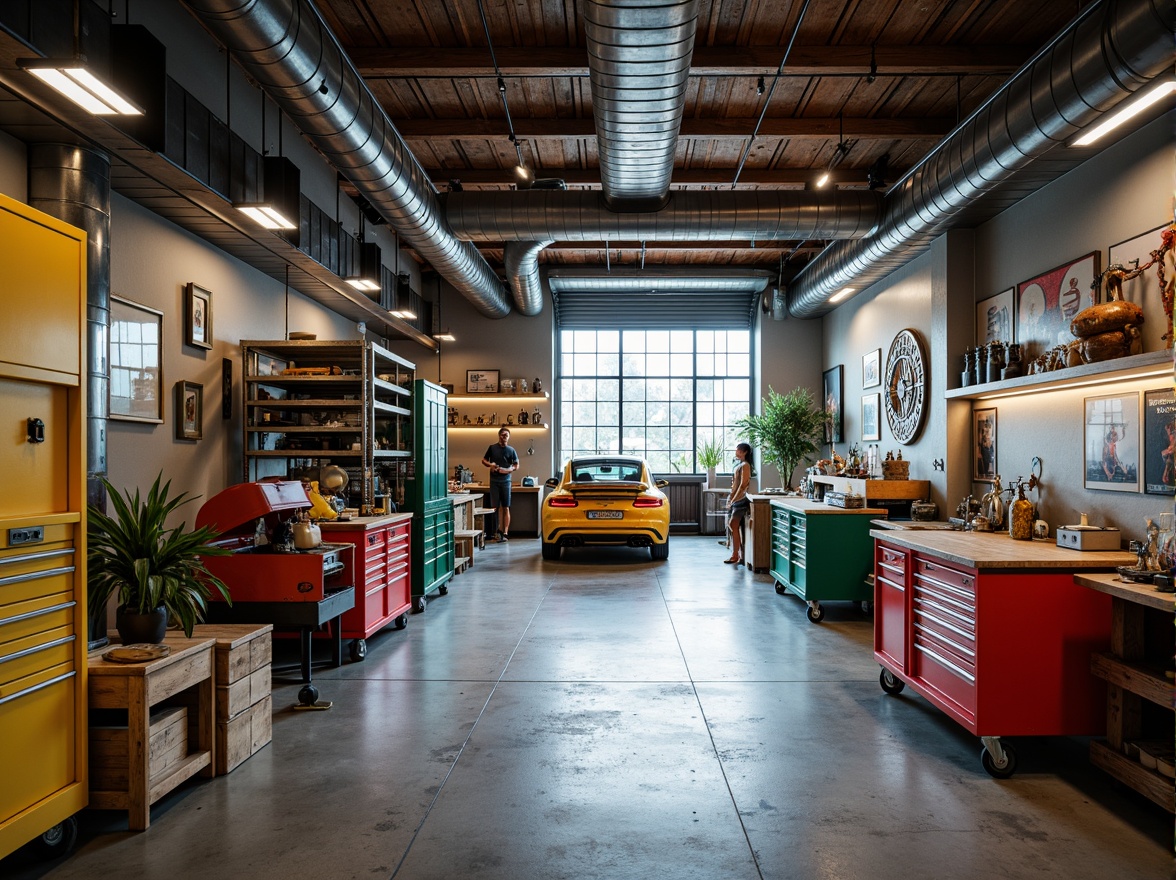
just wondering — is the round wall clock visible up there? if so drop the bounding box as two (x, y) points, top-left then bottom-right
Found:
(884, 329), (927, 445)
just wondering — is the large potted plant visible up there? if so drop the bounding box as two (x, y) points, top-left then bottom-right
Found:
(735, 387), (825, 490)
(88, 474), (231, 644)
(697, 435), (725, 488)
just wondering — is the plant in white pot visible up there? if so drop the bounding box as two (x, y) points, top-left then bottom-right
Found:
(735, 386), (825, 491)
(697, 435), (725, 488)
(88, 474), (231, 644)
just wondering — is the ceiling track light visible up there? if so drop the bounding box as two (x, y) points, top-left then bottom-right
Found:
(829, 287), (856, 303)
(815, 115), (854, 188)
(866, 43), (878, 84)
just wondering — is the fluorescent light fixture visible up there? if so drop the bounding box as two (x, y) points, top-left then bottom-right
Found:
(346, 278), (380, 292)
(235, 156), (301, 232)
(22, 61), (142, 115)
(829, 287), (856, 303)
(814, 171), (831, 188)
(238, 205), (297, 230)
(432, 330), (456, 342)
(392, 308), (418, 320)
(1072, 80), (1176, 147)
(344, 241), (382, 293)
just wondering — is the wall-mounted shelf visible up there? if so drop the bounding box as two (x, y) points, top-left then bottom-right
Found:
(447, 391), (550, 403)
(946, 350), (1171, 401)
(449, 423), (549, 430)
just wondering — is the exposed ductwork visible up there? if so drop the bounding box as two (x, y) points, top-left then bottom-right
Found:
(181, 0), (511, 318)
(547, 272), (771, 294)
(447, 190), (882, 242)
(504, 240), (555, 315)
(787, 0), (1176, 318)
(584, 0), (698, 211)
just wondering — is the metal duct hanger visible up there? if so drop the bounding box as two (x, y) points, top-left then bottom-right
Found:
(477, 0), (530, 188)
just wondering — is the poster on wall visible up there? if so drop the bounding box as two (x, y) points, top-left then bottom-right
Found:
(1083, 393), (1140, 493)
(1143, 388), (1175, 496)
(976, 289), (1013, 347)
(1108, 224), (1172, 350)
(1015, 252), (1100, 362)
(973, 407), (997, 483)
(823, 365), (843, 445)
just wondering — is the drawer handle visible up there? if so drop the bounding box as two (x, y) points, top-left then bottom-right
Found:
(913, 622), (974, 658)
(915, 643), (975, 683)
(913, 597), (974, 628)
(0, 600), (76, 628)
(914, 574), (973, 601)
(0, 548), (74, 567)
(0, 669), (75, 707)
(0, 565), (75, 589)
(0, 634), (75, 666)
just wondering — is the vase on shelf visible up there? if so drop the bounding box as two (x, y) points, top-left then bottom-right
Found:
(961, 349), (974, 387)
(985, 341), (1005, 383)
(973, 345), (987, 385)
(1002, 343), (1023, 380)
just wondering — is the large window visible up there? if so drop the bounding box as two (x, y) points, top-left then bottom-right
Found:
(559, 329), (751, 473)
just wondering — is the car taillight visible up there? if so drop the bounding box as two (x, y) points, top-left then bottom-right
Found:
(632, 497), (663, 508)
(549, 496), (578, 508)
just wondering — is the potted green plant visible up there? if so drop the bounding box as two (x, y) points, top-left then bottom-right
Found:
(697, 435), (725, 488)
(735, 386), (825, 490)
(88, 474), (231, 644)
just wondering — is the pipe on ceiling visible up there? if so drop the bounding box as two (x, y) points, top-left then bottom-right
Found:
(547, 272), (771, 294)
(787, 0), (1176, 318)
(504, 240), (555, 315)
(447, 190), (882, 241)
(584, 0), (699, 211)
(181, 0), (511, 318)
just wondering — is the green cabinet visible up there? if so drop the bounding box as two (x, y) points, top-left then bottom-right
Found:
(769, 498), (885, 622)
(407, 380), (454, 606)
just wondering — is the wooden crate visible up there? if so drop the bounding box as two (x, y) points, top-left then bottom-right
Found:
(217, 695), (272, 775)
(90, 706), (187, 792)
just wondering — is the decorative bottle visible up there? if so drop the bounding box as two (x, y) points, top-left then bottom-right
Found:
(961, 349), (974, 387)
(986, 341), (1005, 383)
(973, 345), (987, 385)
(1002, 343), (1023, 380)
(1009, 480), (1033, 541)
(980, 474), (1005, 530)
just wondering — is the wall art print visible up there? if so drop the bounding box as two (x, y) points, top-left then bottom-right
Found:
(823, 365), (843, 445)
(1084, 392), (1139, 493)
(973, 407), (997, 483)
(1108, 223), (1172, 350)
(976, 288), (1013, 347)
(1143, 387), (1175, 496)
(109, 295), (163, 423)
(862, 349), (881, 389)
(861, 393), (881, 442)
(1015, 252), (1100, 361)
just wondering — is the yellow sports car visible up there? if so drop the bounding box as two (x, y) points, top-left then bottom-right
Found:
(541, 455), (671, 561)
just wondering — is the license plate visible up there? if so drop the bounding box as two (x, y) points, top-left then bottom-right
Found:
(586, 510), (623, 519)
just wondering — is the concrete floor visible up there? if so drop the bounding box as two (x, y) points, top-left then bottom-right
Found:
(4, 535), (1172, 879)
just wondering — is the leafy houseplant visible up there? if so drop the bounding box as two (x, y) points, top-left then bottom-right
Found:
(735, 387), (825, 490)
(88, 474), (231, 642)
(697, 436), (725, 487)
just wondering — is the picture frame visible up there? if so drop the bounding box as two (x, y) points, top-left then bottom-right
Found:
(1108, 224), (1170, 350)
(185, 282), (213, 350)
(976, 288), (1013, 347)
(973, 407), (997, 483)
(222, 358), (233, 420)
(466, 369), (499, 393)
(175, 381), (203, 440)
(822, 365), (843, 445)
(862, 349), (881, 389)
(1084, 392), (1140, 492)
(109, 294), (164, 423)
(861, 393), (881, 442)
(1142, 387), (1175, 496)
(1015, 252), (1099, 362)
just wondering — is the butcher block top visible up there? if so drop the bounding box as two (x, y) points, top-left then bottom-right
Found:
(319, 512), (413, 532)
(770, 496), (888, 516)
(1073, 572), (1176, 612)
(870, 528), (1133, 571)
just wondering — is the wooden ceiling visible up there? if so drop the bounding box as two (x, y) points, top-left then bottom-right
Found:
(315, 0), (1081, 274)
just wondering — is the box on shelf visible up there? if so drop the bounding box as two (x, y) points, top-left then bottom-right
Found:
(881, 460), (910, 480)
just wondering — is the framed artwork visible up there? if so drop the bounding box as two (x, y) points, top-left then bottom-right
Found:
(823, 365), (843, 445)
(976, 288), (1013, 346)
(109, 295), (164, 423)
(862, 349), (881, 389)
(861, 393), (881, 441)
(973, 407), (997, 482)
(175, 381), (203, 440)
(1015, 252), (1100, 361)
(185, 282), (213, 350)
(466, 369), (499, 393)
(1143, 388), (1175, 496)
(1084, 393), (1139, 492)
(1109, 224), (1171, 348)
(222, 358), (233, 420)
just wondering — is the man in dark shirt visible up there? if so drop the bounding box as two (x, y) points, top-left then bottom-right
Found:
(481, 427), (519, 541)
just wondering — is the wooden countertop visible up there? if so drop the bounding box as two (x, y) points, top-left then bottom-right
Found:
(770, 496), (888, 516)
(1073, 571), (1176, 612)
(871, 528), (1134, 571)
(319, 511), (414, 531)
(88, 636), (216, 675)
(466, 483), (543, 492)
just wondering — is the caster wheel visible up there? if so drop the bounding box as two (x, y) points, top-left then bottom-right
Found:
(860, 600), (873, 614)
(298, 684), (319, 706)
(981, 741), (1018, 779)
(414, 597), (427, 613)
(879, 668), (905, 695)
(349, 639), (367, 662)
(774, 581), (785, 595)
(806, 603), (825, 623)
(438, 584), (449, 596)
(33, 817), (77, 859)
(394, 613), (408, 630)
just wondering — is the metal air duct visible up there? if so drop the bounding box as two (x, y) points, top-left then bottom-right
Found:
(584, 0), (698, 211)
(447, 190), (882, 242)
(181, 0), (510, 318)
(788, 0), (1176, 318)
(503, 240), (555, 316)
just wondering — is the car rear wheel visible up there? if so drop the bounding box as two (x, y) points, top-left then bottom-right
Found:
(650, 541), (669, 560)
(541, 540), (561, 560)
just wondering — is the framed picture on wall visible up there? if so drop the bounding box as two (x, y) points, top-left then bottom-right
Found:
(185, 282), (213, 350)
(1084, 392), (1140, 492)
(972, 407), (997, 483)
(862, 349), (881, 389)
(1015, 252), (1100, 362)
(222, 358), (233, 420)
(175, 381), (203, 441)
(976, 288), (1013, 346)
(466, 369), (499, 393)
(1108, 224), (1171, 348)
(823, 365), (843, 445)
(109, 295), (164, 424)
(1143, 387), (1175, 496)
(861, 393), (881, 442)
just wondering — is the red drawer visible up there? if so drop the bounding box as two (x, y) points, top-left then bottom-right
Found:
(912, 639), (976, 723)
(914, 556), (975, 595)
(878, 544), (907, 573)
